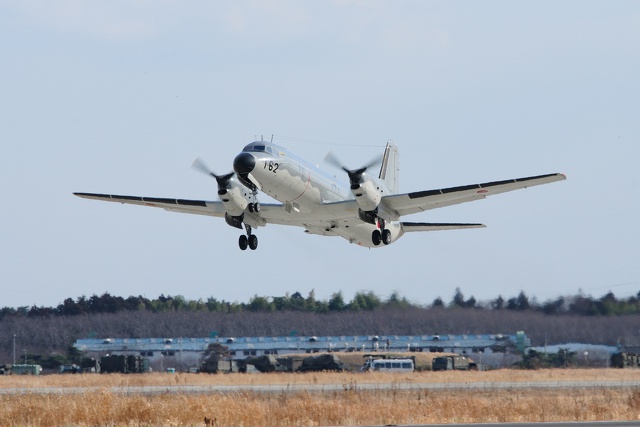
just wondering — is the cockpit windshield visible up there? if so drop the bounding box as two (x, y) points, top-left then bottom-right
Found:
(242, 143), (281, 156)
(243, 144), (266, 153)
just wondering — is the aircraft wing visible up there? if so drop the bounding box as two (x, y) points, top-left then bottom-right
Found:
(402, 222), (486, 232)
(73, 192), (314, 229)
(381, 173), (566, 218)
(75, 172), (565, 234)
(74, 193), (228, 217)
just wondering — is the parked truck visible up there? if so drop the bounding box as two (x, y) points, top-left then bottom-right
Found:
(201, 359), (239, 373)
(296, 353), (345, 372)
(100, 355), (149, 373)
(10, 364), (42, 375)
(432, 355), (476, 371)
(610, 352), (640, 368)
(212, 354), (346, 373)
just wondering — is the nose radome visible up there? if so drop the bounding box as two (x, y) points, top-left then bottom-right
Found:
(233, 152), (256, 175)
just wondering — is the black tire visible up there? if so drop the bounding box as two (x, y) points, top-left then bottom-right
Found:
(248, 203), (254, 213)
(254, 202), (260, 212)
(239, 235), (248, 250)
(248, 234), (258, 250)
(382, 229), (392, 245)
(372, 229), (381, 246)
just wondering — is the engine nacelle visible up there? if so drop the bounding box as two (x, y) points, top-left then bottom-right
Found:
(351, 180), (381, 212)
(358, 208), (377, 225)
(224, 212), (244, 229)
(218, 184), (249, 217)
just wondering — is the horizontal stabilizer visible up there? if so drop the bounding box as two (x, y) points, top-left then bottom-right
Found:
(402, 222), (486, 232)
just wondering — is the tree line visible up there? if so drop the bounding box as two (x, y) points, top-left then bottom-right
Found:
(3, 305), (638, 365)
(2, 288), (640, 321)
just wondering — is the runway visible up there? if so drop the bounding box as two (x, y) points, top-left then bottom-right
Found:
(2, 379), (640, 395)
(360, 424), (640, 427)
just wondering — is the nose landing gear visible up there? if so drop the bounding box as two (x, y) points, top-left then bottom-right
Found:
(247, 202), (260, 213)
(239, 192), (261, 250)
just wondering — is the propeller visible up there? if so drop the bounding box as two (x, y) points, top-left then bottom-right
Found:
(324, 152), (383, 188)
(192, 157), (234, 191)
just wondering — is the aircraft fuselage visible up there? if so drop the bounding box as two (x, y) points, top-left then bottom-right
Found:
(233, 141), (400, 247)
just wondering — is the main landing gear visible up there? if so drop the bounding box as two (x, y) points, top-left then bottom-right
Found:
(372, 219), (392, 246)
(239, 223), (258, 251)
(247, 202), (260, 213)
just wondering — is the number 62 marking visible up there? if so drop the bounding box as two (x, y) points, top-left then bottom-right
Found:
(264, 161), (279, 173)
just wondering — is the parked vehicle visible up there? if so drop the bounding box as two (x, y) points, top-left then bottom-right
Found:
(432, 355), (476, 371)
(362, 358), (414, 372)
(100, 355), (149, 373)
(11, 364), (43, 375)
(610, 352), (640, 368)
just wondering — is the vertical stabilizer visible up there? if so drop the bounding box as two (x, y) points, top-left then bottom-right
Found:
(378, 141), (400, 194)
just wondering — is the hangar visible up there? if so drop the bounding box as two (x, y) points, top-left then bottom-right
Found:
(74, 332), (529, 371)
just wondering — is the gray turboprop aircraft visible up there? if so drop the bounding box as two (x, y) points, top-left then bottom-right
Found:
(75, 140), (565, 250)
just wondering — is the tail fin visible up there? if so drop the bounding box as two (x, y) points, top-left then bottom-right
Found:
(378, 141), (399, 194)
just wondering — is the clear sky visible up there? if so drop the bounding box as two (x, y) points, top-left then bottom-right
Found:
(1, 1), (639, 309)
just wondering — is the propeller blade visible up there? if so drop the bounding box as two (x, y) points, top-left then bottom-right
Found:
(191, 157), (215, 177)
(191, 157), (233, 189)
(323, 152), (348, 172)
(362, 153), (384, 171)
(214, 172), (234, 189)
(323, 151), (384, 185)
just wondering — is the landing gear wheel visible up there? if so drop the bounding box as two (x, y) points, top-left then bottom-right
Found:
(372, 229), (382, 246)
(247, 201), (261, 213)
(248, 234), (258, 250)
(382, 229), (392, 245)
(239, 235), (248, 251)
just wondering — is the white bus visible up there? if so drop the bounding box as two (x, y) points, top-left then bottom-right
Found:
(362, 358), (414, 372)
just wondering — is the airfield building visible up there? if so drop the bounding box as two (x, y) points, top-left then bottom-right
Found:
(74, 332), (529, 370)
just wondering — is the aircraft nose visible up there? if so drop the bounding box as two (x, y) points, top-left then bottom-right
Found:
(233, 152), (256, 175)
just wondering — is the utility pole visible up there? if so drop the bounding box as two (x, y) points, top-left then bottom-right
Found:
(12, 334), (16, 365)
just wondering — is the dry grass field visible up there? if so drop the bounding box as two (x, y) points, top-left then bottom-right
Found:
(1, 369), (639, 426)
